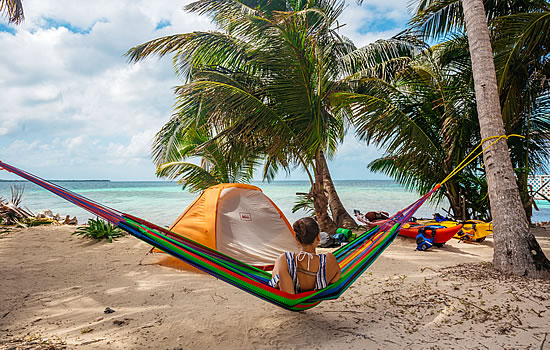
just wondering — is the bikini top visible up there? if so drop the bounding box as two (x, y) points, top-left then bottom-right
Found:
(268, 251), (328, 294)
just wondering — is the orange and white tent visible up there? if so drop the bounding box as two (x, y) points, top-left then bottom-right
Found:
(169, 183), (300, 269)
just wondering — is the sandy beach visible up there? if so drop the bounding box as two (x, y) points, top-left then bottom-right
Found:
(1, 225), (549, 350)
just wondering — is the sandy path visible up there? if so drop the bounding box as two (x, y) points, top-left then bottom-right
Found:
(1, 226), (549, 349)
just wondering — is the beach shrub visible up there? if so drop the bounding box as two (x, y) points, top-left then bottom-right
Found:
(73, 217), (126, 242)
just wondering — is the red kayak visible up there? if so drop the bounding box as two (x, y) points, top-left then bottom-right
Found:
(365, 220), (463, 245)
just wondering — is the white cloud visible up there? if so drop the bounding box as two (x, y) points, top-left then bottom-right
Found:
(65, 135), (85, 150)
(338, 0), (410, 47)
(0, 0), (409, 181)
(107, 129), (157, 161)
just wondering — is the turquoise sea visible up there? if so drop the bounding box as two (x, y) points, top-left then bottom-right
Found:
(1, 180), (549, 226)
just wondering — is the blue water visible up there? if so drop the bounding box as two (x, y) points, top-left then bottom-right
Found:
(1, 180), (549, 226)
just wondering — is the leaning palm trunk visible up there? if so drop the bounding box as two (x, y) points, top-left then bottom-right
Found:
(443, 182), (463, 220)
(319, 151), (357, 228)
(313, 151), (337, 235)
(462, 0), (550, 277)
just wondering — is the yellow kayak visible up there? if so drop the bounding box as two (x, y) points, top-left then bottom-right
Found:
(417, 219), (493, 242)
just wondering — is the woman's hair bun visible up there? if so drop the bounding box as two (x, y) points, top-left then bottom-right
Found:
(292, 217), (319, 245)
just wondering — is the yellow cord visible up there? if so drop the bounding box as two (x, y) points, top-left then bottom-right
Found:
(438, 134), (525, 187)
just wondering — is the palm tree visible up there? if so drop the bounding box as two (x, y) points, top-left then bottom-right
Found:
(411, 0), (550, 277)
(346, 32), (549, 221)
(492, 8), (550, 220)
(409, 0), (548, 38)
(462, 0), (549, 278)
(126, 0), (360, 233)
(152, 116), (261, 193)
(0, 0), (23, 24)
(410, 2), (550, 221)
(334, 37), (489, 219)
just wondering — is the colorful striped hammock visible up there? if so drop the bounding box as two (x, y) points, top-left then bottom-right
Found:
(0, 161), (437, 311)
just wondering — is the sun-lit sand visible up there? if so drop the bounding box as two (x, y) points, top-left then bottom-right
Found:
(1, 225), (549, 349)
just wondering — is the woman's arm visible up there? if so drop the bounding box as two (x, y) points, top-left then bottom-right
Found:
(272, 254), (295, 294)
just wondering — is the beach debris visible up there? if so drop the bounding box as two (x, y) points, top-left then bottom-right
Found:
(113, 318), (132, 326)
(540, 333), (548, 350)
(61, 215), (78, 225)
(1, 185), (78, 227)
(0, 185), (34, 225)
(34, 212), (77, 225)
(0, 334), (67, 350)
(104, 307), (115, 314)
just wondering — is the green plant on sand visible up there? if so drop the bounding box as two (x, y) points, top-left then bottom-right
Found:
(73, 217), (126, 242)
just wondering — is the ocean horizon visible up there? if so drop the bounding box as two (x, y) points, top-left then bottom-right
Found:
(2, 179), (549, 226)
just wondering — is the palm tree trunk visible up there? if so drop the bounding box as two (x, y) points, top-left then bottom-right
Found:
(313, 151), (337, 235)
(444, 183), (462, 220)
(462, 0), (550, 278)
(319, 151), (357, 228)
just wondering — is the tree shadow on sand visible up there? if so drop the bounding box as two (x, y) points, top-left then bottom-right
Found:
(434, 243), (488, 257)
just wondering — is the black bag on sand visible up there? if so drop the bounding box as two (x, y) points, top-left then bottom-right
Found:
(318, 231), (339, 248)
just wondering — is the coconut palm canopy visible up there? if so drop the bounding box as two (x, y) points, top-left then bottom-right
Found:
(333, 38), (485, 218)
(125, 0), (549, 228)
(406, 0), (550, 219)
(127, 0), (353, 171)
(125, 0), (413, 231)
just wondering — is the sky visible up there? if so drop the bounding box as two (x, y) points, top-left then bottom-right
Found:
(0, 0), (413, 181)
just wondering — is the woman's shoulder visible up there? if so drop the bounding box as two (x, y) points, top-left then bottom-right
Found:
(277, 251), (295, 256)
(322, 252), (338, 264)
(276, 252), (293, 263)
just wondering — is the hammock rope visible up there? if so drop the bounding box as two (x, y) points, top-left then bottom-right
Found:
(0, 160), (418, 310)
(439, 134), (525, 185)
(2, 132), (510, 312)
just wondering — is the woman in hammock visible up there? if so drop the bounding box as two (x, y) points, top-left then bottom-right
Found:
(269, 217), (342, 294)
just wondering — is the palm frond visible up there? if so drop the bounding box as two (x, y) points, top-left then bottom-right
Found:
(0, 0), (23, 24)
(157, 161), (220, 192)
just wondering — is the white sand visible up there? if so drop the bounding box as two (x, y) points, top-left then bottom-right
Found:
(1, 225), (549, 349)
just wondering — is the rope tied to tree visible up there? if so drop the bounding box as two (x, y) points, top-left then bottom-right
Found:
(437, 134), (526, 188)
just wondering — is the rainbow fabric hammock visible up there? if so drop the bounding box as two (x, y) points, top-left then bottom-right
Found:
(0, 161), (438, 311)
